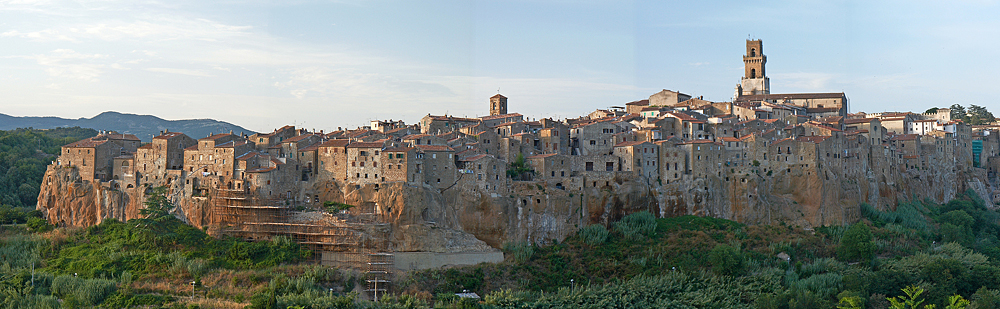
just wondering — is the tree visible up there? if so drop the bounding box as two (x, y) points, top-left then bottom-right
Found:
(967, 104), (995, 125)
(838, 222), (875, 262)
(951, 104), (967, 122)
(140, 186), (174, 222)
(888, 285), (933, 309)
(506, 153), (534, 181)
(925, 107), (940, 114)
(707, 244), (745, 276)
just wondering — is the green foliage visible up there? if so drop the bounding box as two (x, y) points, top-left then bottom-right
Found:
(50, 275), (117, 306)
(926, 107), (940, 114)
(613, 211), (657, 241)
(707, 244), (745, 276)
(951, 104), (996, 125)
(323, 201), (355, 213)
(577, 224), (609, 246)
(838, 222), (875, 262)
(25, 217), (53, 233)
(140, 186), (174, 221)
(0, 127), (97, 208)
(888, 285), (933, 309)
(506, 153), (534, 181)
(503, 242), (535, 263)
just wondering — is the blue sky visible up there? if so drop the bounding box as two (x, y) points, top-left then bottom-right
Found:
(2, 0), (998, 132)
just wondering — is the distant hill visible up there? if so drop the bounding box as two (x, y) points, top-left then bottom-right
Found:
(0, 111), (256, 141)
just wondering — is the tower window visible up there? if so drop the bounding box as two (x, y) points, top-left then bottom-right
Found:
(750, 48), (756, 57)
(751, 69), (756, 78)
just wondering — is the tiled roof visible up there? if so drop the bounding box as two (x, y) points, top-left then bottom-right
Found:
(383, 146), (415, 152)
(317, 139), (351, 148)
(491, 93), (506, 99)
(415, 145), (453, 152)
(844, 118), (877, 124)
(199, 133), (233, 141)
(184, 145), (199, 151)
(460, 154), (494, 161)
(63, 138), (109, 148)
(480, 113), (523, 121)
(796, 136), (831, 143)
(401, 134), (430, 140)
(625, 99), (649, 106)
(526, 153), (559, 159)
(614, 141), (647, 147)
(153, 132), (186, 139)
(138, 144), (154, 149)
(281, 133), (316, 143)
(346, 142), (385, 148)
(738, 92), (845, 101)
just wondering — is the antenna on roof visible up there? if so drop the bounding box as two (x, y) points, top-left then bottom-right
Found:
(497, 87), (500, 94)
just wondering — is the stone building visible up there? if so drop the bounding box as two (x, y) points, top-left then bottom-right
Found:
(613, 141), (659, 181)
(735, 39), (769, 97)
(347, 141), (388, 185)
(649, 89), (692, 107)
(415, 145), (457, 189)
(136, 131), (196, 183)
(58, 132), (141, 182)
(316, 139), (351, 182)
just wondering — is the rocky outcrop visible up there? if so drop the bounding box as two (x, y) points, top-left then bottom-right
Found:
(38, 159), (992, 250)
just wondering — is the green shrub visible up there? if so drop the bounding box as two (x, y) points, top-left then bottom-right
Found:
(613, 211), (657, 241)
(577, 224), (609, 246)
(838, 222), (874, 262)
(26, 217), (53, 232)
(51, 275), (117, 306)
(707, 244), (745, 276)
(503, 242), (535, 263)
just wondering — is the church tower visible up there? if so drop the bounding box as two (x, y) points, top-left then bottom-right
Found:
(490, 94), (507, 116)
(735, 39), (770, 98)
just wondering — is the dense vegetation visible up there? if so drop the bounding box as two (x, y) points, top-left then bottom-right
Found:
(0, 127), (96, 209)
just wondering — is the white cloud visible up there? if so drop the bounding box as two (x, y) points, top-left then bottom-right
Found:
(145, 67), (213, 77)
(26, 49), (107, 81)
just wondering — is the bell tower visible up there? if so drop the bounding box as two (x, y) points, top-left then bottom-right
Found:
(490, 93), (507, 116)
(736, 39), (770, 98)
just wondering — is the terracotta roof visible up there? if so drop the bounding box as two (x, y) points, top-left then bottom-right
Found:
(460, 154), (494, 161)
(217, 141), (250, 148)
(491, 93), (506, 99)
(614, 141), (647, 147)
(153, 132), (186, 139)
(762, 119), (780, 123)
(247, 166), (277, 173)
(317, 139), (351, 148)
(805, 122), (842, 132)
(281, 133), (316, 143)
(236, 152), (259, 160)
(738, 92), (845, 101)
(415, 145), (453, 152)
(63, 138), (109, 148)
(665, 112), (704, 123)
(184, 145), (198, 151)
(298, 144), (321, 152)
(96, 133), (141, 141)
(626, 99), (649, 106)
(678, 139), (716, 145)
(199, 133), (233, 141)
(383, 146), (415, 152)
(718, 137), (741, 142)
(138, 143), (154, 149)
(401, 134), (430, 140)
(480, 113), (523, 121)
(346, 142), (385, 148)
(796, 136), (831, 143)
(844, 118), (877, 124)
(526, 153), (559, 159)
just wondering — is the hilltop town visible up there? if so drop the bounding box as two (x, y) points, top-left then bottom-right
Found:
(36, 40), (999, 276)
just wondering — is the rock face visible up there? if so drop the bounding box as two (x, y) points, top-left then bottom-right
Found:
(38, 159), (992, 250)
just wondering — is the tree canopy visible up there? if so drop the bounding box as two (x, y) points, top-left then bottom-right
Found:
(950, 104), (996, 125)
(0, 127), (96, 208)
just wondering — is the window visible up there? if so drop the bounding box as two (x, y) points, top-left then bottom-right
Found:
(586, 162), (594, 171)
(606, 162), (614, 171)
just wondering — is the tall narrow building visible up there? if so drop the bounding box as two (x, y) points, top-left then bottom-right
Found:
(490, 93), (508, 116)
(735, 39), (769, 98)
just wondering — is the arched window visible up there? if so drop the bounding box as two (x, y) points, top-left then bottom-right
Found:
(750, 48), (756, 57)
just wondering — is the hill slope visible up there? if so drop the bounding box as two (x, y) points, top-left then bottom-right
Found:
(0, 111), (255, 141)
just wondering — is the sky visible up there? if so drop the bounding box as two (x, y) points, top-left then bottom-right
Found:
(2, 0), (999, 133)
